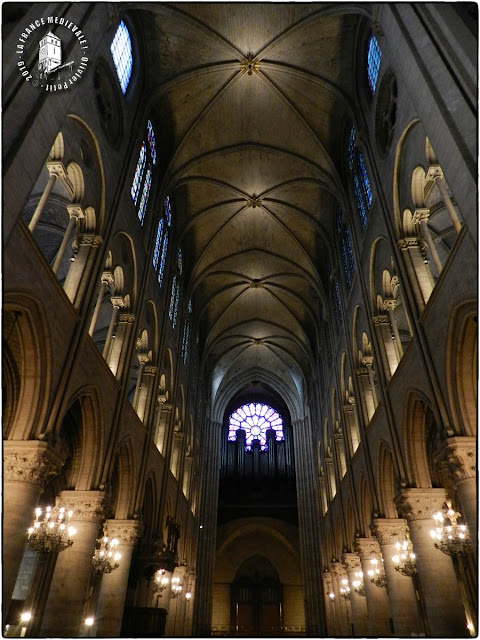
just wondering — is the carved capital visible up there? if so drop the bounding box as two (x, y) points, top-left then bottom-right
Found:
(426, 164), (443, 181)
(57, 490), (108, 523)
(101, 270), (115, 285)
(397, 237), (422, 250)
(47, 160), (67, 180)
(361, 356), (374, 367)
(66, 203), (85, 220)
(372, 315), (389, 326)
(143, 365), (157, 377)
(435, 436), (476, 484)
(3, 440), (64, 487)
(412, 208), (430, 224)
(78, 234), (103, 248)
(118, 313), (135, 324)
(371, 518), (408, 546)
(394, 488), (447, 522)
(110, 296), (124, 310)
(105, 519), (143, 546)
(382, 299), (397, 312)
(342, 552), (362, 572)
(330, 561), (346, 578)
(354, 537), (380, 560)
(354, 367), (368, 377)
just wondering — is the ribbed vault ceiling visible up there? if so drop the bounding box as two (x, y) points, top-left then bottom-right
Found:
(133, 3), (371, 407)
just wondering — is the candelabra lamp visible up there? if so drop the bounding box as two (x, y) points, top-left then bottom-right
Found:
(352, 571), (366, 596)
(153, 569), (170, 595)
(27, 506), (77, 554)
(430, 501), (472, 556)
(171, 576), (183, 598)
(367, 557), (387, 588)
(339, 578), (351, 600)
(92, 535), (121, 574)
(392, 539), (416, 576)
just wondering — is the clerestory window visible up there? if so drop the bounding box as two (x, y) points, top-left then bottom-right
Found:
(367, 34), (382, 93)
(110, 21), (133, 94)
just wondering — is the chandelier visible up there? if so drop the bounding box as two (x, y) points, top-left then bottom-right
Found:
(339, 578), (351, 600)
(153, 569), (170, 595)
(27, 506), (77, 554)
(92, 535), (121, 574)
(430, 501), (471, 556)
(367, 557), (387, 588)
(171, 576), (183, 598)
(392, 539), (416, 577)
(352, 571), (365, 596)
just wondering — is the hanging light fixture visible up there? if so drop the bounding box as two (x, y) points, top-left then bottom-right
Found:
(367, 557), (387, 588)
(171, 576), (183, 598)
(27, 506), (77, 554)
(352, 571), (365, 596)
(153, 569), (170, 595)
(392, 539), (416, 577)
(430, 501), (471, 556)
(92, 535), (121, 574)
(339, 578), (351, 600)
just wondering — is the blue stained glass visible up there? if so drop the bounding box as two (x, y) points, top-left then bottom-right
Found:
(182, 321), (190, 364)
(228, 403), (284, 451)
(164, 197), (172, 226)
(110, 21), (133, 94)
(336, 207), (342, 233)
(138, 168), (152, 224)
(354, 174), (367, 229)
(331, 280), (342, 331)
(147, 120), (156, 165)
(131, 143), (146, 204)
(367, 35), (382, 93)
(348, 127), (356, 169)
(173, 281), (180, 329)
(341, 237), (352, 289)
(177, 248), (183, 275)
(345, 227), (355, 274)
(358, 153), (372, 208)
(169, 275), (177, 321)
(188, 299), (192, 314)
(153, 219), (164, 270)
(158, 231), (168, 286)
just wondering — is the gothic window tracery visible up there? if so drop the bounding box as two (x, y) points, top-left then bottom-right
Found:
(348, 127), (373, 229)
(131, 121), (156, 225)
(367, 34), (382, 93)
(228, 403), (284, 451)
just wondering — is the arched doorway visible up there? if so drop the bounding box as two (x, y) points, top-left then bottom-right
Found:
(231, 555), (282, 636)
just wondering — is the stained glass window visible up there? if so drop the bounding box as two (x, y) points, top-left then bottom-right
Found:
(348, 127), (356, 169)
(358, 153), (372, 208)
(345, 227), (355, 275)
(153, 219), (164, 271)
(164, 197), (172, 226)
(182, 321), (190, 364)
(341, 235), (352, 289)
(353, 174), (367, 229)
(138, 168), (152, 224)
(367, 35), (382, 93)
(173, 282), (180, 329)
(188, 299), (193, 314)
(147, 120), (156, 165)
(131, 143), (146, 204)
(158, 231), (168, 286)
(110, 21), (133, 94)
(169, 276), (177, 322)
(177, 248), (183, 276)
(228, 403), (284, 451)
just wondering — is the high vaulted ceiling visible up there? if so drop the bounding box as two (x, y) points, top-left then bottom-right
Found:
(134, 3), (372, 410)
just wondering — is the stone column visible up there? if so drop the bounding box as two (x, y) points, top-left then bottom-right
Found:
(292, 416), (326, 636)
(427, 165), (462, 233)
(88, 272), (114, 336)
(413, 209), (443, 275)
(2, 441), (64, 614)
(40, 491), (107, 637)
(154, 401), (172, 455)
(398, 237), (435, 310)
(95, 519), (143, 637)
(331, 561), (352, 636)
(355, 367), (375, 423)
(28, 162), (68, 233)
(354, 537), (391, 636)
(192, 419), (222, 636)
(372, 315), (399, 378)
(371, 518), (425, 636)
(109, 312), (135, 378)
(322, 571), (336, 636)
(136, 365), (156, 424)
(436, 436), (477, 552)
(343, 398), (360, 455)
(64, 234), (103, 308)
(342, 553), (368, 636)
(102, 297), (124, 360)
(52, 204), (84, 274)
(395, 488), (469, 637)
(383, 299), (404, 360)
